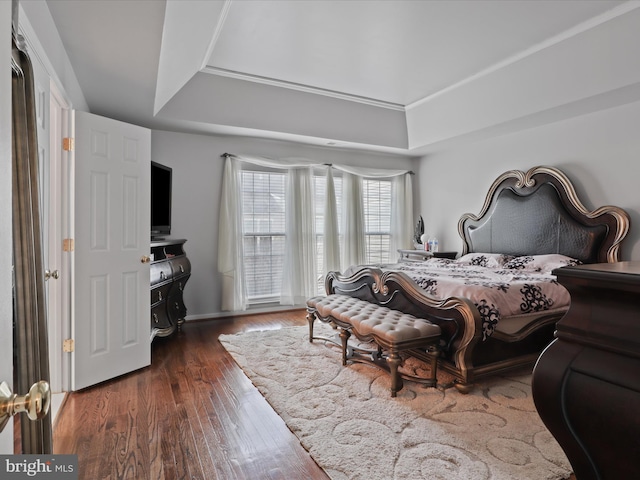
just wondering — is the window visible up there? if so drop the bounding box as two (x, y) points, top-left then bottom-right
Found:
(312, 175), (391, 294)
(363, 179), (391, 264)
(242, 169), (394, 301)
(241, 171), (285, 302)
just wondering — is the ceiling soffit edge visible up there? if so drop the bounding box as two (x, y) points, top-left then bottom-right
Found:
(154, 0), (230, 115)
(199, 0), (233, 71)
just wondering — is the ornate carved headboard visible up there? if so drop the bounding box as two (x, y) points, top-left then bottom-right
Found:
(458, 166), (630, 263)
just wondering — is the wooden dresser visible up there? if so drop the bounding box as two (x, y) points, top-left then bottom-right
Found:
(150, 239), (191, 339)
(532, 261), (640, 479)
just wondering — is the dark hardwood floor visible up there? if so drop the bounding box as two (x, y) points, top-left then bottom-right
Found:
(53, 310), (330, 480)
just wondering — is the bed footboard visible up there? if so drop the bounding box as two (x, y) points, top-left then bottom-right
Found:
(325, 267), (483, 389)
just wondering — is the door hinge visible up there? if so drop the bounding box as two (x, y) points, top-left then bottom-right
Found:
(63, 339), (74, 353)
(63, 238), (74, 252)
(62, 137), (75, 151)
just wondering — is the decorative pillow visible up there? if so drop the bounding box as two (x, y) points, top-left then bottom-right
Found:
(503, 254), (581, 273)
(456, 253), (511, 268)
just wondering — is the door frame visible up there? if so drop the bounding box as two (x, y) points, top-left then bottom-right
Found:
(48, 80), (72, 393)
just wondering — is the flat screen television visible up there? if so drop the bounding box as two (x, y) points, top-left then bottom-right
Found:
(151, 161), (172, 239)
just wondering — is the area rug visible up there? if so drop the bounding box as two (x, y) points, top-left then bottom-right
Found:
(218, 323), (572, 480)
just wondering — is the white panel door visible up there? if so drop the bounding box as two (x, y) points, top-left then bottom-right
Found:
(73, 111), (150, 390)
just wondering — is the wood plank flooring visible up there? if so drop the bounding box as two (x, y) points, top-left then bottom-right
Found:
(53, 310), (577, 480)
(53, 310), (330, 480)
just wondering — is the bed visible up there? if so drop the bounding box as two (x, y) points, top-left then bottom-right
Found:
(324, 166), (630, 391)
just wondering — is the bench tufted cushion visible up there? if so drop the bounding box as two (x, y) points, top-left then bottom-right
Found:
(307, 294), (440, 343)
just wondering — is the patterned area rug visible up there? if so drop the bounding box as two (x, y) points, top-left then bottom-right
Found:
(219, 324), (572, 480)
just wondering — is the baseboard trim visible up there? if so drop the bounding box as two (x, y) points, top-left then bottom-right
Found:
(185, 304), (306, 322)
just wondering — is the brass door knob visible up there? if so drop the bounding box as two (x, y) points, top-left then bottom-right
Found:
(141, 255), (151, 263)
(0, 381), (51, 433)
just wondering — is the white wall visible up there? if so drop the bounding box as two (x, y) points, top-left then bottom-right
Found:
(19, 0), (88, 111)
(416, 99), (640, 261)
(151, 130), (416, 318)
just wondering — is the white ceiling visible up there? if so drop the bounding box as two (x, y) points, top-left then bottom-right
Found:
(208, 0), (616, 106)
(44, 0), (640, 156)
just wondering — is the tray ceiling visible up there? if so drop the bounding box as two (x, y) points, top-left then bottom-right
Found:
(44, 0), (639, 156)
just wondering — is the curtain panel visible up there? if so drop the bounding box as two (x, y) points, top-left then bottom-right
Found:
(340, 172), (366, 270)
(323, 167), (341, 273)
(12, 33), (53, 454)
(217, 154), (413, 310)
(280, 167), (317, 305)
(217, 157), (247, 311)
(390, 173), (415, 257)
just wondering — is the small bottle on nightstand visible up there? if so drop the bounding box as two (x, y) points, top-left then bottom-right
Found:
(420, 233), (429, 251)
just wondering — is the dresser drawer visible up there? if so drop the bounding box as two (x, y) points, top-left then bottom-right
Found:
(151, 303), (172, 329)
(170, 256), (191, 277)
(151, 262), (172, 286)
(150, 283), (172, 306)
(168, 296), (187, 323)
(168, 274), (190, 299)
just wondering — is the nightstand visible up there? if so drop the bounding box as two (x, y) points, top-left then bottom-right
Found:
(398, 248), (434, 262)
(397, 250), (458, 262)
(397, 249), (433, 262)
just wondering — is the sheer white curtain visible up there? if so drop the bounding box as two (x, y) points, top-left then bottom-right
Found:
(217, 157), (247, 311)
(218, 155), (322, 310)
(334, 165), (413, 270)
(217, 154), (414, 310)
(340, 172), (366, 270)
(323, 166), (341, 273)
(332, 165), (411, 178)
(281, 166), (317, 304)
(389, 173), (414, 257)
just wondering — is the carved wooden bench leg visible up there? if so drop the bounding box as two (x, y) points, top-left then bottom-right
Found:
(387, 350), (403, 397)
(427, 344), (439, 387)
(306, 308), (316, 343)
(339, 328), (351, 366)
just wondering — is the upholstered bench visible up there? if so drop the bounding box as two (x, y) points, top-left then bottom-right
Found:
(306, 294), (441, 397)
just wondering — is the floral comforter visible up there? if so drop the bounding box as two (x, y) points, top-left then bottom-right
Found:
(388, 253), (578, 340)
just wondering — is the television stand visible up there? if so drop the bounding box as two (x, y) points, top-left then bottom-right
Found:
(150, 239), (190, 339)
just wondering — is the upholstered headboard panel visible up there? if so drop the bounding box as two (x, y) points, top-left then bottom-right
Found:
(458, 166), (630, 264)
